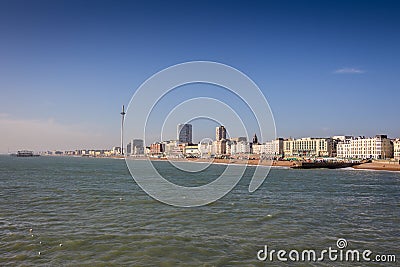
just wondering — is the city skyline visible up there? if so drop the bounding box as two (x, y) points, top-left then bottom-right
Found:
(3, 114), (400, 153)
(33, 129), (400, 162)
(25, 120), (399, 155)
(1, 0), (400, 153)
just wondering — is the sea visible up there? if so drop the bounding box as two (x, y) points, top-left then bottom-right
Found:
(0, 155), (399, 266)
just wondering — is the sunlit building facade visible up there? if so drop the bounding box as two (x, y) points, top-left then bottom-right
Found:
(284, 137), (334, 157)
(337, 135), (393, 159)
(393, 139), (400, 160)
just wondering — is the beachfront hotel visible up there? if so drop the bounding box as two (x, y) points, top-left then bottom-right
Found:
(394, 139), (400, 160)
(336, 135), (394, 159)
(253, 138), (284, 157)
(283, 137), (335, 157)
(227, 139), (251, 155)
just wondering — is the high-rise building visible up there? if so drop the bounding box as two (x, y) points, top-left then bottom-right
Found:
(177, 124), (192, 144)
(127, 139), (144, 155)
(213, 140), (227, 155)
(216, 126), (226, 141)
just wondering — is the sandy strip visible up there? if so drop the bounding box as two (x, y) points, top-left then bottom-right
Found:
(352, 162), (400, 172)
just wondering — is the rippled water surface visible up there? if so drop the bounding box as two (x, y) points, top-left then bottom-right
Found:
(0, 156), (399, 266)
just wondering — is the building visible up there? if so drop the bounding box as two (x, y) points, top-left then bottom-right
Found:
(199, 139), (213, 158)
(230, 137), (247, 143)
(112, 147), (121, 155)
(126, 142), (131, 155)
(164, 140), (186, 158)
(237, 140), (251, 154)
(213, 126), (228, 156)
(226, 140), (234, 155)
(216, 126), (226, 141)
(260, 138), (284, 157)
(226, 140), (248, 155)
(185, 144), (200, 157)
(244, 138), (284, 157)
(150, 143), (165, 156)
(337, 135), (393, 159)
(127, 139), (144, 155)
(177, 124), (192, 143)
(164, 140), (178, 157)
(252, 133), (259, 144)
(213, 140), (227, 155)
(393, 139), (400, 160)
(284, 137), (334, 157)
(252, 143), (262, 154)
(332, 135), (353, 142)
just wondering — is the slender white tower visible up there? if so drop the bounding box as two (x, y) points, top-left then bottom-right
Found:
(120, 105), (126, 155)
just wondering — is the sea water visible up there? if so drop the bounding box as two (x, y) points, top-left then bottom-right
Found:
(0, 156), (399, 266)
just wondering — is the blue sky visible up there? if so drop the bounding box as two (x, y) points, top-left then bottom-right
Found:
(0, 0), (399, 152)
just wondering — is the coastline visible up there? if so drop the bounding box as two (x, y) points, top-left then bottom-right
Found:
(35, 154), (400, 172)
(352, 162), (400, 172)
(132, 157), (400, 172)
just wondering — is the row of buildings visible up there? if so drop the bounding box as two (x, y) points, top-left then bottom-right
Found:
(43, 147), (123, 157)
(127, 124), (400, 161)
(281, 135), (399, 160)
(48, 123), (399, 161)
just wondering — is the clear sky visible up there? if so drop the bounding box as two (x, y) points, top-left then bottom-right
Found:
(0, 0), (399, 152)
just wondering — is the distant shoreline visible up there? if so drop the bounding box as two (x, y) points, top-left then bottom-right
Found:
(8, 154), (399, 172)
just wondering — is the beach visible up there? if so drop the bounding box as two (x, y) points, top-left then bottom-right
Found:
(353, 162), (400, 171)
(145, 157), (400, 172)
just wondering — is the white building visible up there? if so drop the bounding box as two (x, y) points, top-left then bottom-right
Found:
(227, 140), (236, 155)
(332, 135), (353, 142)
(235, 140), (251, 154)
(261, 138), (284, 157)
(112, 146), (121, 155)
(252, 143), (262, 154)
(337, 135), (393, 159)
(199, 140), (213, 158)
(393, 139), (400, 160)
(213, 140), (227, 155)
(164, 140), (184, 158)
(284, 137), (334, 157)
(185, 144), (200, 157)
